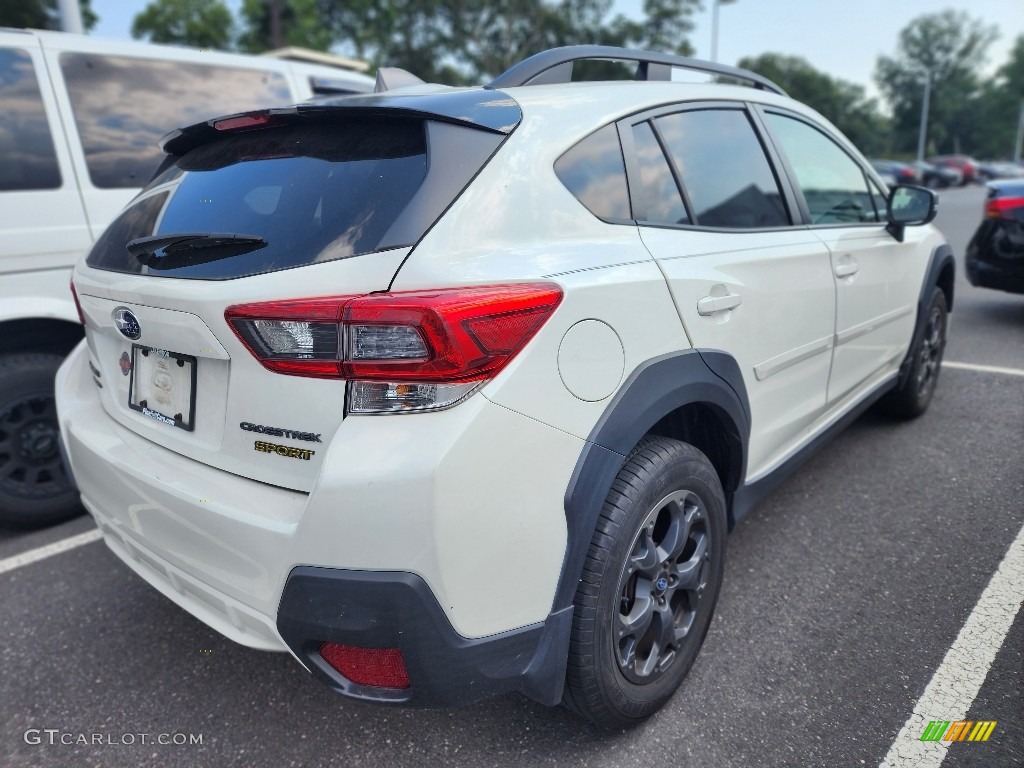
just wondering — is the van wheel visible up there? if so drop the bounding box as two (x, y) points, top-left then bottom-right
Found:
(563, 437), (727, 729)
(0, 354), (82, 528)
(880, 288), (947, 420)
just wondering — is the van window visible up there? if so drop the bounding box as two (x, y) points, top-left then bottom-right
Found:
(0, 48), (61, 191)
(59, 53), (291, 189)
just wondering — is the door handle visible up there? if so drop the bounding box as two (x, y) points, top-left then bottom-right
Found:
(697, 292), (742, 316)
(834, 261), (860, 278)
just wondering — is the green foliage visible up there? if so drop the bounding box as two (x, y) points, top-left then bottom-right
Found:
(131, 0), (234, 50)
(0, 0), (97, 31)
(315, 0), (699, 84)
(969, 35), (1024, 158)
(739, 53), (890, 156)
(874, 10), (998, 155)
(238, 0), (334, 53)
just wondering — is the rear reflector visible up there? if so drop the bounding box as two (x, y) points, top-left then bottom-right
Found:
(225, 283), (563, 412)
(319, 643), (410, 689)
(70, 280), (85, 325)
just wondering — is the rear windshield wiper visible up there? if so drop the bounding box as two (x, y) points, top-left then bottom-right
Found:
(127, 233), (267, 270)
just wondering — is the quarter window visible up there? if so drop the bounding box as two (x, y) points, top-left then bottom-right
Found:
(764, 112), (879, 224)
(0, 48), (61, 191)
(554, 124), (631, 221)
(60, 53), (291, 189)
(654, 109), (788, 229)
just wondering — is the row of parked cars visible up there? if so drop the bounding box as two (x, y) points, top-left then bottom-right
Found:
(871, 155), (1024, 189)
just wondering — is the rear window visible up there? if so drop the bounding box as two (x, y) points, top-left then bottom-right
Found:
(86, 118), (472, 279)
(60, 53), (291, 189)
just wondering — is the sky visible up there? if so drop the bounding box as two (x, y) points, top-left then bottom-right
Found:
(91, 0), (1024, 102)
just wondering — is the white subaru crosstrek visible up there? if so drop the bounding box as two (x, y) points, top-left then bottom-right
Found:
(56, 46), (953, 728)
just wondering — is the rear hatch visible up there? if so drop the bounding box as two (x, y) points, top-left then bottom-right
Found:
(73, 93), (519, 492)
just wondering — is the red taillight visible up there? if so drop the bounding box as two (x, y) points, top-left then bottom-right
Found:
(226, 284), (561, 379)
(899, 168), (915, 179)
(70, 280), (85, 325)
(226, 284), (562, 412)
(319, 643), (410, 689)
(985, 196), (1024, 218)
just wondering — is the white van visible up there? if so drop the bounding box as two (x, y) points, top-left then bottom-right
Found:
(0, 28), (373, 527)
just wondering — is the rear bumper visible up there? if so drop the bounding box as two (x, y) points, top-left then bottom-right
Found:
(278, 567), (572, 707)
(56, 340), (582, 705)
(966, 257), (1024, 294)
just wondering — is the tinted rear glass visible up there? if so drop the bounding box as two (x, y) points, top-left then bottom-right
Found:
(656, 109), (789, 229)
(60, 53), (291, 189)
(0, 47), (61, 191)
(87, 120), (428, 279)
(555, 124), (631, 221)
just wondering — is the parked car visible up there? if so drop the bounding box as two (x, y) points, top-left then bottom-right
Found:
(913, 160), (962, 189)
(871, 159), (919, 186)
(965, 179), (1024, 293)
(56, 45), (953, 728)
(928, 154), (980, 185)
(977, 160), (1024, 181)
(0, 28), (373, 528)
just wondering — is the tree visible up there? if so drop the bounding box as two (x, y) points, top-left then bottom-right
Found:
(969, 35), (1024, 158)
(238, 0), (334, 53)
(316, 0), (699, 84)
(131, 0), (234, 50)
(0, 0), (97, 31)
(874, 10), (998, 155)
(739, 53), (890, 155)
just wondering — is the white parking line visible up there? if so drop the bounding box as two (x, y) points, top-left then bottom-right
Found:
(943, 361), (1024, 378)
(880, 523), (1024, 767)
(0, 529), (102, 576)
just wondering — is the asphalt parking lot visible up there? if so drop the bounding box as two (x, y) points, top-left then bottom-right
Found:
(1, 184), (1021, 768)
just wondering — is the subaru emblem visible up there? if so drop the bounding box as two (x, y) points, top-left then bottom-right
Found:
(113, 307), (141, 340)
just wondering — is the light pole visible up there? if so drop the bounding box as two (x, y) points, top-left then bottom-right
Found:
(710, 0), (737, 63)
(916, 72), (931, 163)
(57, 0), (84, 34)
(1014, 100), (1024, 165)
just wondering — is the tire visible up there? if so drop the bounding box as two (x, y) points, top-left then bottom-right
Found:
(563, 436), (727, 729)
(0, 354), (82, 528)
(879, 288), (948, 420)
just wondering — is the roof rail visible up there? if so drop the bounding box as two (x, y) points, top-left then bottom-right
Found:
(486, 45), (787, 96)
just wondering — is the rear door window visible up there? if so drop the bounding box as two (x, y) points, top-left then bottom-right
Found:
(0, 47), (61, 191)
(654, 108), (789, 229)
(631, 121), (690, 225)
(59, 53), (291, 189)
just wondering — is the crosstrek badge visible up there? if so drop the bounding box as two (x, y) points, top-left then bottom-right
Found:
(240, 422), (321, 442)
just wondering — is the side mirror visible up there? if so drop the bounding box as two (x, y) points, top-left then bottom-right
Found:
(886, 185), (938, 242)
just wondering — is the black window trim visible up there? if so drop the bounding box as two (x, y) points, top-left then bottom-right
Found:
(615, 99), (801, 234)
(754, 104), (889, 230)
